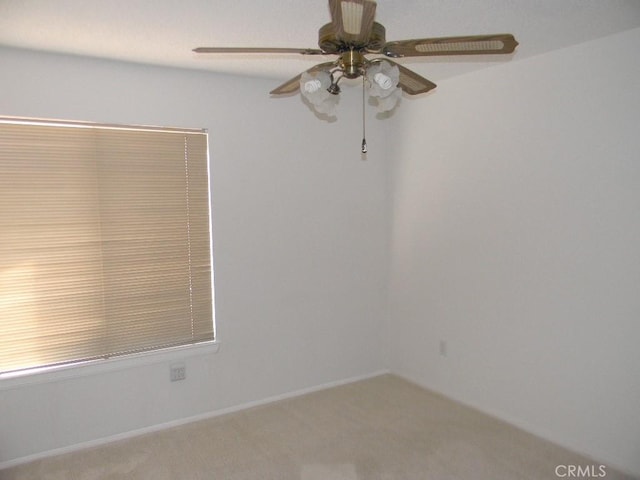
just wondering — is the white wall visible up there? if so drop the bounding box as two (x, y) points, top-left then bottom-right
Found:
(0, 47), (391, 466)
(387, 28), (640, 476)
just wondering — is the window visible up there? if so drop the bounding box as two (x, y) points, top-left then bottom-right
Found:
(0, 117), (214, 376)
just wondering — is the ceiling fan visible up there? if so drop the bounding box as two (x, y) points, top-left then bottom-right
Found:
(194, 0), (518, 151)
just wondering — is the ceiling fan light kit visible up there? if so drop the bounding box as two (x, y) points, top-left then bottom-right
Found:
(299, 58), (400, 117)
(194, 0), (518, 146)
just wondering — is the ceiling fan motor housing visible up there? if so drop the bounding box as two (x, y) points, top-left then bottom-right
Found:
(318, 21), (386, 53)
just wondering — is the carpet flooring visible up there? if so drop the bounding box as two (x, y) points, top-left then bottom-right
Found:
(2, 374), (635, 479)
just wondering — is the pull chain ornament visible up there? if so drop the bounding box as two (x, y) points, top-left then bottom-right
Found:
(361, 75), (367, 154)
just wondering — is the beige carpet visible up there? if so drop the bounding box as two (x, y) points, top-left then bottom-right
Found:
(2, 374), (635, 479)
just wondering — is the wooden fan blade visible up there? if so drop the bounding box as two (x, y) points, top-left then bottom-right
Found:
(383, 60), (437, 95)
(270, 75), (304, 95)
(270, 62), (337, 95)
(193, 47), (325, 55)
(329, 0), (377, 45)
(383, 34), (518, 58)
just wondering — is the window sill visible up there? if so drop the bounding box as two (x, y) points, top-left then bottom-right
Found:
(0, 340), (220, 391)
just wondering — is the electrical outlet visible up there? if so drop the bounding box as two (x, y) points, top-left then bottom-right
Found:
(170, 362), (186, 382)
(439, 340), (448, 358)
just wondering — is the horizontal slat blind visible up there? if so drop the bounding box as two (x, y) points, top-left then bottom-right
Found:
(0, 118), (213, 375)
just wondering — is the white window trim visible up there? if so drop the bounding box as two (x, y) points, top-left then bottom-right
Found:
(0, 339), (220, 391)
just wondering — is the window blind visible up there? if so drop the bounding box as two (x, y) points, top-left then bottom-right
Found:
(0, 117), (214, 375)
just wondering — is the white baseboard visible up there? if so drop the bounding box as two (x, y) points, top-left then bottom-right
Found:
(0, 369), (390, 470)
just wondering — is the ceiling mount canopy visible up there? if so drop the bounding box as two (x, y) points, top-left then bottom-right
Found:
(194, 0), (518, 118)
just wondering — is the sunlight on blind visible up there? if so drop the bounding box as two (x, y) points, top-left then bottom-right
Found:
(0, 117), (214, 375)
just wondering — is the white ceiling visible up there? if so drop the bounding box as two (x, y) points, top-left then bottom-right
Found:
(1, 0), (640, 86)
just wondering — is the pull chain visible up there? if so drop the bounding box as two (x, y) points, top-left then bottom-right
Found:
(361, 75), (367, 154)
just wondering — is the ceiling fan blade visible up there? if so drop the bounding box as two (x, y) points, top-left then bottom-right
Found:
(270, 62), (337, 95)
(383, 60), (437, 95)
(329, 0), (377, 44)
(193, 47), (325, 55)
(383, 34), (518, 58)
(270, 76), (303, 95)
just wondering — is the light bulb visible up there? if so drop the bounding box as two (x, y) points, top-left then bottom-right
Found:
(374, 72), (393, 90)
(304, 79), (323, 93)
